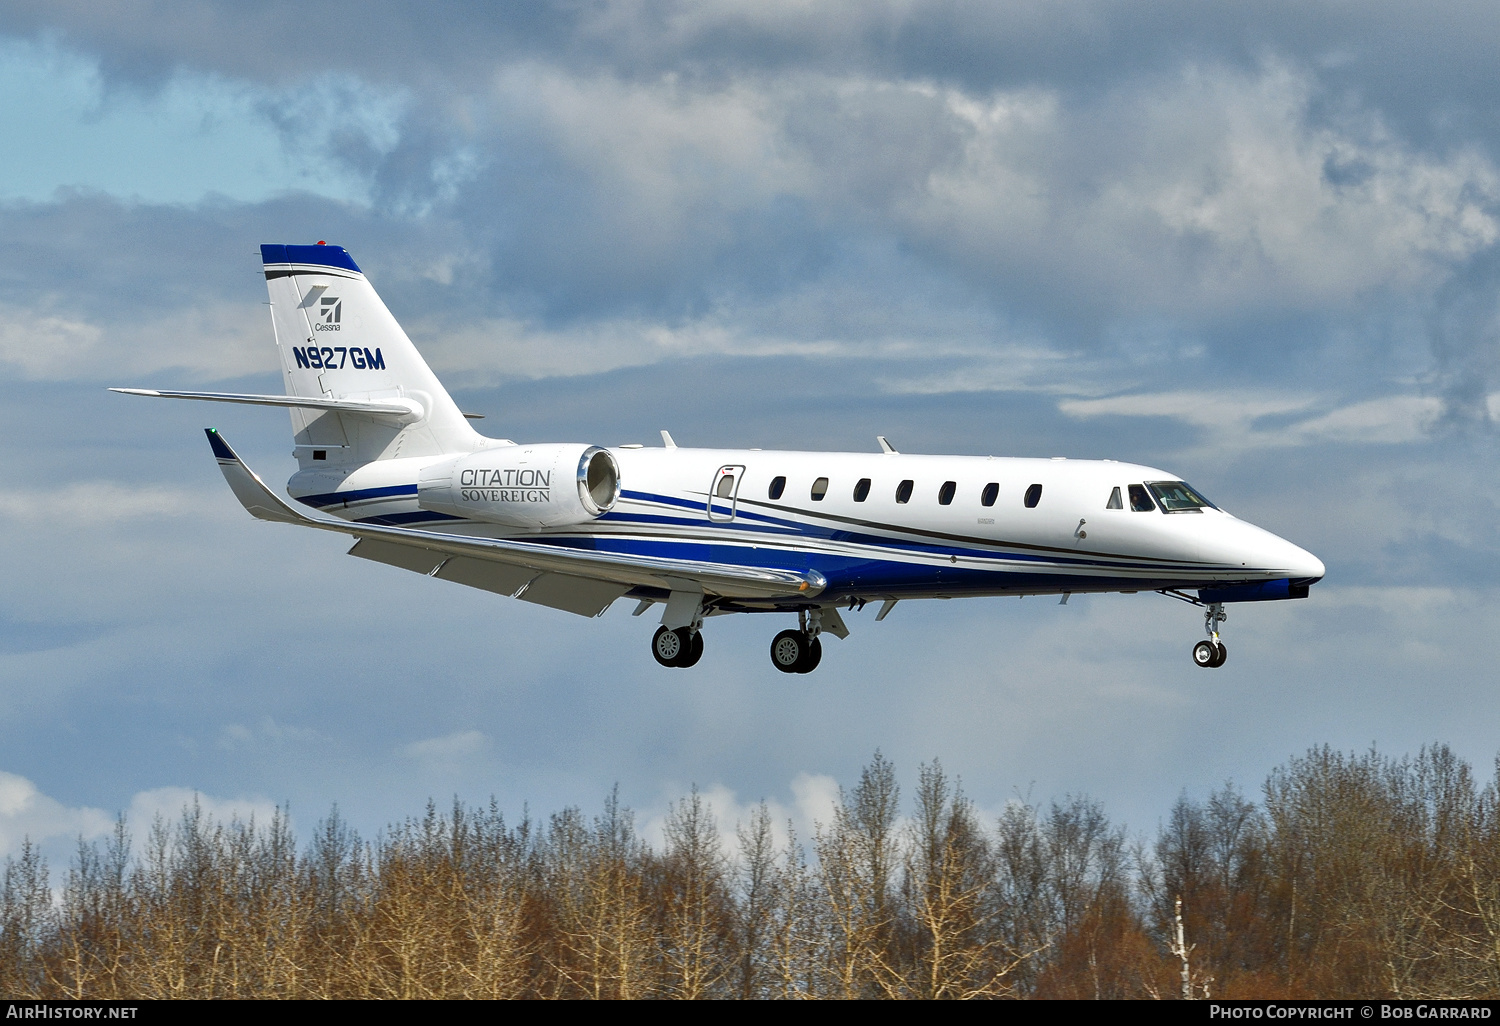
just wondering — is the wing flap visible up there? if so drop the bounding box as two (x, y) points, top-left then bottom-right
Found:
(434, 556), (537, 597)
(348, 538), (446, 575)
(517, 574), (632, 617)
(205, 429), (825, 601)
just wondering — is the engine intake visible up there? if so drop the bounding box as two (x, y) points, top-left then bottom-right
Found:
(418, 443), (620, 528)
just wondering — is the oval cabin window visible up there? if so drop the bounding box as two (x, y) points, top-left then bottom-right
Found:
(1024, 483), (1043, 508)
(853, 478), (871, 502)
(895, 479), (914, 504)
(768, 476), (786, 500)
(938, 481), (956, 505)
(981, 482), (999, 507)
(810, 477), (829, 501)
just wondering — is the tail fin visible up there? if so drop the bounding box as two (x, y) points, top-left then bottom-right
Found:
(261, 243), (479, 465)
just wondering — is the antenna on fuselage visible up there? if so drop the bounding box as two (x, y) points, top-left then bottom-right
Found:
(661, 430), (677, 448)
(877, 435), (898, 454)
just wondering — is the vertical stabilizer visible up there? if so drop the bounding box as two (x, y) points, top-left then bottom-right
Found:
(261, 243), (479, 465)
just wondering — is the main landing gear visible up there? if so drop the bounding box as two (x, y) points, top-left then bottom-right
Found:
(770, 609), (823, 674)
(646, 604), (836, 674)
(1192, 602), (1228, 668)
(652, 625), (704, 668)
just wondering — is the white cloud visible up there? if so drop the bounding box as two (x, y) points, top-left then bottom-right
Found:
(0, 299), (273, 382)
(898, 62), (1500, 314)
(0, 773), (278, 860)
(0, 771), (113, 858)
(126, 787), (281, 836)
(1059, 389), (1445, 453)
(400, 729), (488, 763)
(639, 770), (844, 863)
(0, 482), (204, 525)
(219, 717), (322, 751)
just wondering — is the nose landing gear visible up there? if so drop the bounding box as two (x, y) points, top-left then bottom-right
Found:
(1192, 602), (1227, 668)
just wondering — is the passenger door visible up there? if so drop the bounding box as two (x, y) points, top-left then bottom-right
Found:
(707, 465), (745, 522)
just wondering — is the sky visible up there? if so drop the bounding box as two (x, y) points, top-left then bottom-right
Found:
(4, 0), (1500, 864)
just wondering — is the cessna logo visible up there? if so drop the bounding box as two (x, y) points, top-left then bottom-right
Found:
(315, 296), (342, 330)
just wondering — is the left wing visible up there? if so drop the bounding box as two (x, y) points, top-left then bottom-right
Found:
(202, 429), (826, 610)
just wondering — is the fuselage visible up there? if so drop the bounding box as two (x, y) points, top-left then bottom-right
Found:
(286, 444), (1325, 609)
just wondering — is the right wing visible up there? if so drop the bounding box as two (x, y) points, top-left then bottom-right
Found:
(203, 429), (826, 610)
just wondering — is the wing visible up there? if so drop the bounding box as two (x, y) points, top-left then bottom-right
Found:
(202, 429), (826, 614)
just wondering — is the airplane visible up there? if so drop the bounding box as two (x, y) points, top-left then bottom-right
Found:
(115, 242), (1325, 673)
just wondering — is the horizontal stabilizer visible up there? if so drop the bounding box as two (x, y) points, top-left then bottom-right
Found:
(203, 429), (826, 603)
(112, 388), (423, 419)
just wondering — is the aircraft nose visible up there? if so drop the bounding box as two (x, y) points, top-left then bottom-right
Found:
(1218, 519), (1324, 583)
(1258, 530), (1323, 583)
(1287, 544), (1325, 584)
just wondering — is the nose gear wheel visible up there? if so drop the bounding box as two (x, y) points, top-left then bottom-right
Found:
(1192, 603), (1228, 668)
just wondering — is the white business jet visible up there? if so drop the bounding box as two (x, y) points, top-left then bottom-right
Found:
(115, 243), (1324, 673)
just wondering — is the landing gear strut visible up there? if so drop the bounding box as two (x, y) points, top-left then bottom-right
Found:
(770, 609), (823, 674)
(652, 625), (703, 668)
(1192, 603), (1227, 668)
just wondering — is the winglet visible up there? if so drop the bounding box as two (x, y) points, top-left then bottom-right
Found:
(204, 429), (313, 525)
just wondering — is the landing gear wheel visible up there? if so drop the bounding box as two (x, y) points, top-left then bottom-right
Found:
(796, 636), (822, 674)
(653, 625), (688, 667)
(1210, 641), (1227, 667)
(771, 629), (808, 674)
(1193, 640), (1219, 668)
(678, 630), (704, 668)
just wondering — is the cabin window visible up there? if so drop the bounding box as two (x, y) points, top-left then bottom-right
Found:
(769, 476), (786, 500)
(981, 482), (999, 507)
(1128, 484), (1155, 512)
(811, 477), (829, 501)
(938, 481), (956, 505)
(896, 479), (914, 504)
(1024, 483), (1043, 508)
(716, 474), (736, 498)
(1146, 480), (1216, 513)
(853, 478), (871, 502)
(1106, 486), (1123, 509)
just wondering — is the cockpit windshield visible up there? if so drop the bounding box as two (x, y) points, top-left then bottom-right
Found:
(1145, 480), (1216, 513)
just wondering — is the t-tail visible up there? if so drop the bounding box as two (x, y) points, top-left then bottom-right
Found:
(111, 243), (483, 467)
(262, 244), (479, 466)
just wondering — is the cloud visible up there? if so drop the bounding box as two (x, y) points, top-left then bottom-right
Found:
(0, 482), (204, 524)
(125, 787), (282, 837)
(400, 729), (488, 763)
(0, 35), (404, 206)
(638, 771), (849, 860)
(0, 770), (113, 857)
(1059, 389), (1448, 454)
(0, 771), (279, 860)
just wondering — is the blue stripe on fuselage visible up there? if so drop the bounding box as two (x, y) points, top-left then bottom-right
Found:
(295, 484), (419, 509)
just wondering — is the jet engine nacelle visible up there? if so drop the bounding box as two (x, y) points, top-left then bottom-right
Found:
(417, 443), (620, 528)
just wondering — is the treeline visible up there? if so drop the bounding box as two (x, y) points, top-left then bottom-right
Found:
(3, 745), (1499, 999)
